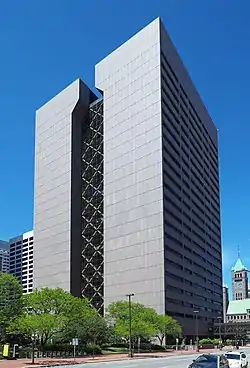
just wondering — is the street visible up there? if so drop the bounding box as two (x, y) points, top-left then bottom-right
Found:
(59, 348), (250, 368)
(78, 355), (199, 368)
(57, 355), (201, 368)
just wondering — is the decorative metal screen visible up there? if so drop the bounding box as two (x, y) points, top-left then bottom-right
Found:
(81, 98), (104, 314)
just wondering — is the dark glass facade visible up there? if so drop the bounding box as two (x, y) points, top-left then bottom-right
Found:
(81, 98), (104, 314)
(161, 51), (222, 335)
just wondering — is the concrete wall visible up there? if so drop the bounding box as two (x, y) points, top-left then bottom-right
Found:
(33, 79), (93, 292)
(96, 18), (165, 314)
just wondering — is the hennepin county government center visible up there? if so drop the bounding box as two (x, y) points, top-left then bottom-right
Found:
(3, 17), (229, 339)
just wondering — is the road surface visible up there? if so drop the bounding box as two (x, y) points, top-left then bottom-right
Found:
(56, 355), (199, 368)
(56, 348), (250, 368)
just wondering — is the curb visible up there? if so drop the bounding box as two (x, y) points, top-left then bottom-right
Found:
(19, 350), (221, 367)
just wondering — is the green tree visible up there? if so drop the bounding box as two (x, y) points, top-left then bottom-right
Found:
(9, 287), (105, 350)
(66, 310), (111, 345)
(10, 313), (66, 350)
(23, 287), (76, 315)
(9, 288), (89, 349)
(106, 301), (158, 341)
(155, 314), (182, 345)
(0, 273), (23, 339)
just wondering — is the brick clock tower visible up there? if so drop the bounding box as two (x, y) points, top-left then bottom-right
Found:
(232, 257), (248, 300)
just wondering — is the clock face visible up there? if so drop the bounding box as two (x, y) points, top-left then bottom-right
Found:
(235, 281), (243, 289)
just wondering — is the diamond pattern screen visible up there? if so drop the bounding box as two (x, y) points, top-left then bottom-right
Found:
(81, 98), (104, 314)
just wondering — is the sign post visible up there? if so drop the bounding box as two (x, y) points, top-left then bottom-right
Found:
(72, 338), (79, 362)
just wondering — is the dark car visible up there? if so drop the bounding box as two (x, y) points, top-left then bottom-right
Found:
(188, 354), (230, 368)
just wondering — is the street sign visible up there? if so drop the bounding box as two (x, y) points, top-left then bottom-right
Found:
(72, 338), (79, 346)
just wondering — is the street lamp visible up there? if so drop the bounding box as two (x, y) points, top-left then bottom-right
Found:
(126, 293), (134, 358)
(31, 333), (38, 365)
(193, 310), (199, 352)
(217, 316), (222, 350)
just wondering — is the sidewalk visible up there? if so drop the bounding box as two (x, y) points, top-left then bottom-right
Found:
(0, 348), (225, 367)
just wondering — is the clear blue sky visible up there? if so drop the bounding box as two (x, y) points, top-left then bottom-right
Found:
(0, 0), (249, 286)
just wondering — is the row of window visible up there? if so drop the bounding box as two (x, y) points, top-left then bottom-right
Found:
(165, 206), (221, 265)
(164, 173), (220, 245)
(161, 52), (218, 166)
(228, 315), (248, 320)
(166, 300), (221, 320)
(166, 269), (222, 297)
(10, 237), (33, 247)
(161, 75), (220, 212)
(164, 191), (220, 252)
(162, 139), (220, 226)
(161, 86), (219, 193)
(162, 136), (220, 224)
(166, 245), (221, 282)
(166, 283), (221, 305)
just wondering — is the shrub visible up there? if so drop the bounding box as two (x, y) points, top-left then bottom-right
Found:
(199, 338), (213, 345)
(150, 344), (166, 351)
(85, 343), (102, 355)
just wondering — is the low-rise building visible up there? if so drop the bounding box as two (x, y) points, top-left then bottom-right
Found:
(227, 299), (250, 322)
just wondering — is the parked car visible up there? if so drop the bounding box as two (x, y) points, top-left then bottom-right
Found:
(188, 354), (230, 367)
(224, 351), (248, 368)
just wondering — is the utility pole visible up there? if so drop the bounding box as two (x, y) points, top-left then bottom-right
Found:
(217, 316), (222, 350)
(193, 310), (199, 352)
(126, 293), (134, 358)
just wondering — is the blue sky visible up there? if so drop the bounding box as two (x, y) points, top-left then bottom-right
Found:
(0, 0), (249, 286)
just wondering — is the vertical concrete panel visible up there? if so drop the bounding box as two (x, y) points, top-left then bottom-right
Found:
(34, 80), (80, 290)
(96, 18), (165, 314)
(33, 80), (93, 292)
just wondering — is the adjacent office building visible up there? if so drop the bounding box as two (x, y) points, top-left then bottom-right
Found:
(33, 18), (222, 335)
(9, 231), (34, 294)
(0, 240), (9, 273)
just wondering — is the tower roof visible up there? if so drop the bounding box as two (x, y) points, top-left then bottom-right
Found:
(232, 258), (247, 272)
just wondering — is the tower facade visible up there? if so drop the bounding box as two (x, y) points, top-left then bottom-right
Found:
(96, 18), (222, 335)
(232, 258), (248, 300)
(33, 18), (222, 336)
(33, 80), (104, 312)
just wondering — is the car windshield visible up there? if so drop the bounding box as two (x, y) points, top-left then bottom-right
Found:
(225, 354), (240, 360)
(192, 355), (218, 367)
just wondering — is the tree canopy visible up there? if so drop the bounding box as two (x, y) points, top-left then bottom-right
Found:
(106, 300), (181, 343)
(7, 287), (182, 350)
(0, 273), (23, 339)
(155, 314), (182, 345)
(9, 287), (96, 349)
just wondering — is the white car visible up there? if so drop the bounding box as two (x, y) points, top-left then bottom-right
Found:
(224, 351), (248, 368)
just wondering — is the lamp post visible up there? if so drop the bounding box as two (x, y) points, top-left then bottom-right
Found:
(217, 316), (222, 350)
(193, 310), (199, 352)
(31, 333), (38, 365)
(126, 293), (134, 358)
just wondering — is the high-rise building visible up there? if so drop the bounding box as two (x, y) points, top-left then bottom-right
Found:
(9, 231), (34, 294)
(231, 257), (248, 300)
(33, 18), (222, 335)
(222, 285), (229, 323)
(0, 240), (9, 273)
